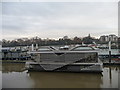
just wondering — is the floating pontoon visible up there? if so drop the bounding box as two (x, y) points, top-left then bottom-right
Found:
(26, 46), (103, 73)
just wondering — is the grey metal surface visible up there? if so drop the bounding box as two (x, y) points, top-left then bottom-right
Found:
(28, 48), (99, 71)
(28, 63), (103, 72)
(37, 52), (98, 71)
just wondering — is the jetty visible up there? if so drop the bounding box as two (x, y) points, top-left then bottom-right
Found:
(1, 47), (31, 60)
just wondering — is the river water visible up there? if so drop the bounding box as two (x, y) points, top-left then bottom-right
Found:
(1, 63), (120, 88)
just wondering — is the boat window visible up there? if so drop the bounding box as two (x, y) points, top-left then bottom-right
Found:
(71, 47), (94, 51)
(38, 48), (52, 51)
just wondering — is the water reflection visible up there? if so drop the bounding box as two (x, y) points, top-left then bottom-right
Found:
(2, 63), (120, 88)
(102, 66), (120, 88)
(28, 72), (102, 88)
(2, 63), (25, 73)
(0, 71), (2, 89)
(2, 63), (34, 88)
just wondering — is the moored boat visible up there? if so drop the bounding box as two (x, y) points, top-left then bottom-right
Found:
(26, 45), (103, 73)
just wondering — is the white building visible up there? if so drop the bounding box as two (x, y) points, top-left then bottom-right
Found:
(109, 34), (118, 42)
(99, 34), (118, 42)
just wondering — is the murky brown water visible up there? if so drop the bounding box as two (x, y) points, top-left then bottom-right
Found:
(2, 63), (120, 88)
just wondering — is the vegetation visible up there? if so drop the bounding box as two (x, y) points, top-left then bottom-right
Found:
(2, 34), (118, 47)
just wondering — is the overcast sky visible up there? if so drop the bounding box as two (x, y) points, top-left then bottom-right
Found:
(2, 2), (118, 40)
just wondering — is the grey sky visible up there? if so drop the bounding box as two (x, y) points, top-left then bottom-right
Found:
(2, 2), (118, 40)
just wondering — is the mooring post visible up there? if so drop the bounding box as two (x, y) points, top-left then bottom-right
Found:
(31, 44), (34, 51)
(35, 44), (38, 51)
(109, 39), (111, 63)
(109, 50), (111, 63)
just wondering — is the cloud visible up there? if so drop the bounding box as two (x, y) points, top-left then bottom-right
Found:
(2, 2), (118, 40)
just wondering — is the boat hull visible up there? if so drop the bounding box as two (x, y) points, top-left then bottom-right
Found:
(27, 63), (103, 73)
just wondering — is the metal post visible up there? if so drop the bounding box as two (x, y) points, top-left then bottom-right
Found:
(31, 44), (34, 51)
(109, 38), (111, 63)
(36, 44), (38, 51)
(109, 50), (111, 63)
